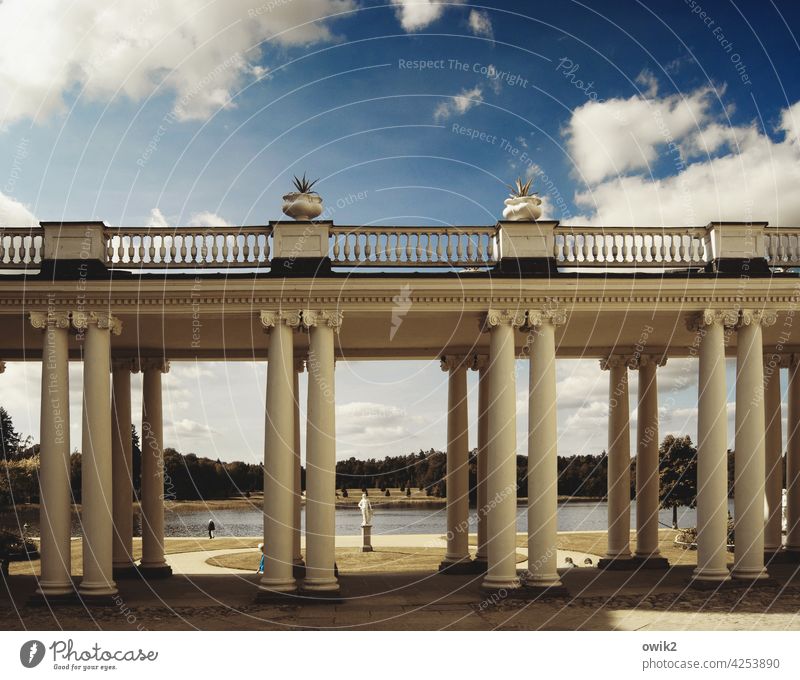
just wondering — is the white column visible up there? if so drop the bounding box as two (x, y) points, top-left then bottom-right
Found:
(763, 353), (784, 556)
(139, 358), (171, 576)
(302, 310), (342, 593)
(600, 356), (633, 566)
(259, 310), (301, 595)
(524, 309), (565, 589)
(481, 310), (523, 591)
(690, 310), (733, 585)
(732, 310), (775, 581)
(440, 355), (471, 572)
(631, 355), (667, 566)
(111, 359), (136, 577)
(293, 361), (304, 569)
(74, 312), (121, 599)
(31, 311), (73, 597)
(473, 356), (489, 568)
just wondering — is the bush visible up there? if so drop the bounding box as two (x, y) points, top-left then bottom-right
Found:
(0, 530), (38, 559)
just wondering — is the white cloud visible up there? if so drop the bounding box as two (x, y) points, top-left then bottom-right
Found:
(564, 77), (800, 227)
(433, 85), (483, 121)
(564, 84), (716, 184)
(0, 0), (354, 125)
(0, 191), (36, 225)
(391, 0), (453, 31)
(187, 211), (232, 228)
(468, 9), (493, 39)
(146, 207), (170, 228)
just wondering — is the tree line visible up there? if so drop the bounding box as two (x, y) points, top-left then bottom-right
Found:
(1, 405), (746, 513)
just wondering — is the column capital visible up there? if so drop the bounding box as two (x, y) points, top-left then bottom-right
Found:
(30, 310), (71, 330)
(686, 309), (740, 331)
(72, 311), (123, 335)
(112, 358), (140, 373)
(738, 309), (778, 329)
(302, 309), (343, 331)
(471, 354), (489, 371)
(600, 355), (628, 371)
(627, 354), (667, 370)
(440, 355), (470, 372)
(260, 310), (302, 331)
(139, 358), (170, 373)
(524, 307), (567, 329)
(482, 309), (525, 332)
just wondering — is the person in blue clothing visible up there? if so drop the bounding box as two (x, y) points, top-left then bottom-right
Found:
(257, 543), (266, 574)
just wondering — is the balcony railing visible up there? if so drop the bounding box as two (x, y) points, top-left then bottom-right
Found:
(2, 222), (799, 273)
(329, 226), (496, 267)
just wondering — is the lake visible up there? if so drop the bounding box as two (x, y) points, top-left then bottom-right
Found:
(2, 500), (734, 538)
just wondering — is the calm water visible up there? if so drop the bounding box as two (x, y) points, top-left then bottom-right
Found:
(2, 500), (734, 538)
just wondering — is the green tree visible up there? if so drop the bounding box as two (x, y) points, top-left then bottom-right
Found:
(0, 407), (20, 460)
(658, 434), (698, 528)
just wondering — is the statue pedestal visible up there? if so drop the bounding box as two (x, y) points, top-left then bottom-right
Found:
(361, 524), (373, 552)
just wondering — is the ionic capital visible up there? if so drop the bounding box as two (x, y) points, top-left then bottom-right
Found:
(302, 309), (343, 331)
(600, 355), (628, 371)
(139, 358), (170, 373)
(482, 309), (525, 332)
(72, 311), (123, 335)
(739, 309), (778, 329)
(626, 354), (667, 370)
(260, 310), (302, 331)
(471, 354), (489, 371)
(524, 307), (567, 329)
(112, 358), (140, 373)
(440, 355), (470, 372)
(686, 309), (739, 332)
(30, 310), (71, 330)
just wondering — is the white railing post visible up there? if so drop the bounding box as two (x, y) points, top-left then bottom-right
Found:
(496, 220), (558, 274)
(271, 220), (332, 275)
(704, 221), (769, 274)
(40, 221), (109, 278)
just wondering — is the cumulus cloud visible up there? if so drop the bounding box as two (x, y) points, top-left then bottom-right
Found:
(564, 76), (800, 227)
(433, 85), (483, 121)
(0, 191), (36, 225)
(391, 0), (451, 31)
(564, 83), (717, 184)
(0, 0), (354, 125)
(145, 207), (231, 227)
(467, 9), (494, 38)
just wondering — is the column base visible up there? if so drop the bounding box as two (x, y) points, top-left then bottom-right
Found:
(597, 556), (638, 571)
(689, 576), (734, 591)
(112, 564), (141, 579)
(28, 590), (79, 607)
(480, 575), (521, 593)
(730, 568), (773, 585)
(137, 564), (173, 579)
(438, 558), (478, 575)
(632, 555), (670, 569)
(521, 582), (570, 598)
(302, 577), (340, 593)
(78, 581), (118, 599)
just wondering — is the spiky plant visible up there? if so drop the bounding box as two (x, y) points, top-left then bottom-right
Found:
(506, 176), (537, 198)
(291, 173), (319, 194)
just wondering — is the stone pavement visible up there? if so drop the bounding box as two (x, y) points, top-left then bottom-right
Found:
(3, 562), (800, 631)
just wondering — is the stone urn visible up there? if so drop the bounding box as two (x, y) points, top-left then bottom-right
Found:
(502, 195), (543, 221)
(282, 192), (323, 221)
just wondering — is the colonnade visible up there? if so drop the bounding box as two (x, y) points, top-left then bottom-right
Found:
(18, 304), (800, 601)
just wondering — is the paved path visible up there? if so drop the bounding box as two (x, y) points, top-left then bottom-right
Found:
(164, 534), (601, 575)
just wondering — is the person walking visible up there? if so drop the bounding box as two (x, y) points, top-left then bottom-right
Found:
(207, 518), (215, 539)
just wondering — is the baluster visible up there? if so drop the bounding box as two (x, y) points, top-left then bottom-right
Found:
(589, 234), (599, 262)
(466, 233), (476, 262)
(332, 233), (341, 262)
(778, 235), (787, 264)
(264, 233), (271, 262)
(8, 235), (17, 263)
(487, 234), (495, 262)
(158, 235), (167, 263)
(242, 233), (252, 262)
(404, 234), (412, 262)
(354, 233), (363, 261)
(220, 233), (230, 263)
(200, 233), (209, 262)
(107, 234), (114, 263)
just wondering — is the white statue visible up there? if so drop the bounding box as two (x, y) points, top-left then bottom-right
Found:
(358, 493), (373, 527)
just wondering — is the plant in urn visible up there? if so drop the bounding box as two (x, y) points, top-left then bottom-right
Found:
(282, 173), (323, 220)
(502, 177), (542, 221)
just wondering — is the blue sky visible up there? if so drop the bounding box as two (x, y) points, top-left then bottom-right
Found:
(1, 1), (799, 461)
